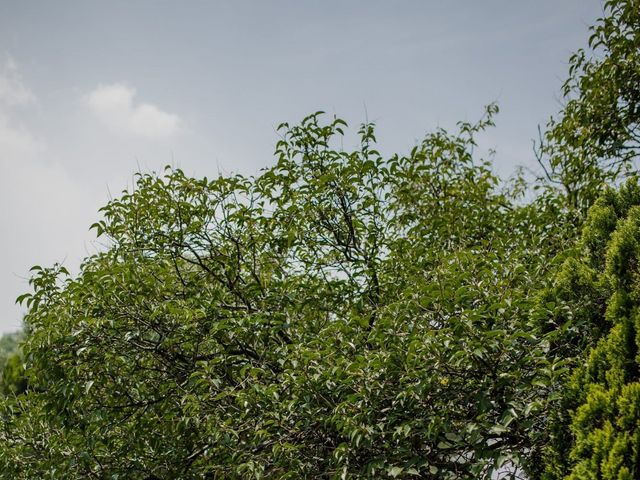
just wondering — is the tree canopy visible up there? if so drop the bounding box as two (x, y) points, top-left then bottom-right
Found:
(539, 183), (640, 480)
(0, 109), (569, 479)
(537, 0), (640, 210)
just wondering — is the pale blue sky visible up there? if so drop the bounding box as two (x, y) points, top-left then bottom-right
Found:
(0, 1), (602, 332)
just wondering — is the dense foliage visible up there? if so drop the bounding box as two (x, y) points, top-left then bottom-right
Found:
(1, 1), (639, 478)
(0, 109), (570, 479)
(0, 332), (25, 396)
(538, 183), (640, 480)
(531, 2), (640, 478)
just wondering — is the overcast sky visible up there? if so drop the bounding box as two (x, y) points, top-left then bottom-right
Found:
(0, 1), (602, 333)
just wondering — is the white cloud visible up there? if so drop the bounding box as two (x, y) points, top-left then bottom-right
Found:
(0, 113), (41, 160)
(84, 83), (182, 138)
(0, 56), (36, 107)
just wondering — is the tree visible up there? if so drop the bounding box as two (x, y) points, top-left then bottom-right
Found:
(536, 0), (640, 211)
(536, 181), (640, 480)
(0, 109), (571, 479)
(521, 2), (640, 477)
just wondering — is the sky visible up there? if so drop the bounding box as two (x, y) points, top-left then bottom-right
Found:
(0, 1), (603, 333)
